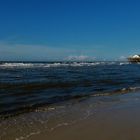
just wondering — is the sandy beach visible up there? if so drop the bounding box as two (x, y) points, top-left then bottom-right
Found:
(1, 91), (140, 140)
(29, 92), (140, 140)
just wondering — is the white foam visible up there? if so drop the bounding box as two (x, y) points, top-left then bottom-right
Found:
(0, 62), (131, 68)
(119, 62), (130, 65)
(0, 63), (34, 68)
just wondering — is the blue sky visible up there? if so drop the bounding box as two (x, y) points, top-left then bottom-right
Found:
(0, 0), (140, 61)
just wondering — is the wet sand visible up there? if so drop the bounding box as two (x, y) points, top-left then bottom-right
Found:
(30, 97), (140, 140)
(31, 92), (140, 140)
(1, 92), (140, 140)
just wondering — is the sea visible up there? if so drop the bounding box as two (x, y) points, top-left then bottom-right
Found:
(1, 61), (140, 140)
(0, 61), (140, 118)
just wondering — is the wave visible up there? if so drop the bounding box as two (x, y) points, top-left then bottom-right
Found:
(0, 61), (132, 68)
(1, 86), (140, 119)
(0, 63), (34, 68)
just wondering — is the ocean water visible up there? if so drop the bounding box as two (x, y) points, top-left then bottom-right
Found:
(0, 61), (140, 119)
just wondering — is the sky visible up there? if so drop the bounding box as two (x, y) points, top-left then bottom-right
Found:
(0, 0), (140, 61)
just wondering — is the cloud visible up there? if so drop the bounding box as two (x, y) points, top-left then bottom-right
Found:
(0, 41), (117, 61)
(0, 41), (128, 61)
(0, 42), (95, 61)
(65, 55), (96, 61)
(118, 56), (127, 61)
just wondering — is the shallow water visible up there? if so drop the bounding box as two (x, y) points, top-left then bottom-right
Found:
(1, 61), (140, 118)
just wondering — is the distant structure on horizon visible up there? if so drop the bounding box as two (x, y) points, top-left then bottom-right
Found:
(128, 54), (140, 63)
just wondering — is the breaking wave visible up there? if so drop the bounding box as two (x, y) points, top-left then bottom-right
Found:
(0, 61), (131, 68)
(0, 63), (34, 68)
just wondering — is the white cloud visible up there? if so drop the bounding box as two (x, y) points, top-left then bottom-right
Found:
(65, 55), (96, 61)
(0, 41), (99, 61)
(118, 56), (127, 61)
(0, 42), (78, 61)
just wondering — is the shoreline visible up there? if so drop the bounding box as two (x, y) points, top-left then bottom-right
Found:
(1, 91), (140, 140)
(30, 92), (140, 140)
